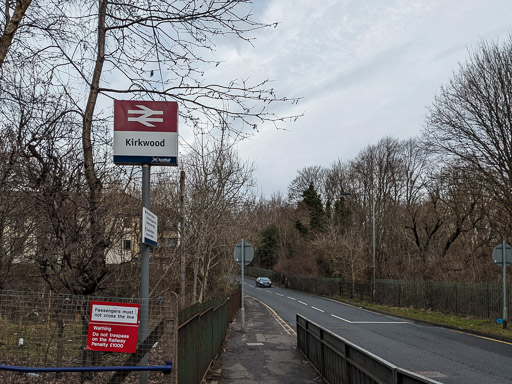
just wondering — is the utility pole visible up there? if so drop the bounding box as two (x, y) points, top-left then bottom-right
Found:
(372, 198), (376, 302)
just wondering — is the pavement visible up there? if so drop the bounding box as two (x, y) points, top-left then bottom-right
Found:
(206, 295), (323, 384)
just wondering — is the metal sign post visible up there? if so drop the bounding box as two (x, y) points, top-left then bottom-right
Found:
(504, 241), (508, 330)
(140, 164), (150, 383)
(241, 240), (245, 333)
(492, 241), (512, 329)
(234, 240), (254, 333)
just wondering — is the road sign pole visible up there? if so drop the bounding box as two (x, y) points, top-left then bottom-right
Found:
(503, 240), (508, 329)
(241, 239), (246, 333)
(233, 240), (253, 333)
(140, 164), (150, 384)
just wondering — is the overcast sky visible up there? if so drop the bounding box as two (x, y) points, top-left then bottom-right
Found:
(203, 0), (512, 198)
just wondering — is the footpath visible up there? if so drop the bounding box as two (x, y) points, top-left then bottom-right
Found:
(206, 295), (323, 384)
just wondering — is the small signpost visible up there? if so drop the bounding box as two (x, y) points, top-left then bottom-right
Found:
(492, 241), (512, 329)
(234, 240), (254, 332)
(87, 302), (140, 353)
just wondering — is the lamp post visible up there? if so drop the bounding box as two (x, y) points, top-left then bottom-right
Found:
(341, 191), (376, 302)
(371, 199), (375, 301)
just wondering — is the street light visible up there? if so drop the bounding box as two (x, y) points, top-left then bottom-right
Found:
(341, 192), (376, 301)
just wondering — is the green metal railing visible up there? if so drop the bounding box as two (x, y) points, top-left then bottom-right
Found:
(376, 280), (505, 319)
(297, 314), (441, 384)
(177, 289), (240, 384)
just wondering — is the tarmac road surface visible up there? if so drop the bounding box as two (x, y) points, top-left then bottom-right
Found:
(246, 280), (512, 384)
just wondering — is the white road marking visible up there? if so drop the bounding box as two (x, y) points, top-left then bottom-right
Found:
(247, 343), (264, 346)
(298, 301), (308, 306)
(287, 296), (296, 300)
(311, 306), (324, 313)
(331, 314), (409, 324)
(353, 321), (410, 324)
(275, 293), (284, 297)
(331, 314), (351, 323)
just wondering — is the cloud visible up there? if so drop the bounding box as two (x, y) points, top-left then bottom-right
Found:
(202, 0), (512, 197)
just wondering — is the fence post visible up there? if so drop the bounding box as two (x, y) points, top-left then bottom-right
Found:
(398, 282), (401, 308)
(163, 293), (178, 384)
(342, 343), (349, 384)
(304, 318), (309, 360)
(455, 284), (458, 315)
(487, 284), (490, 319)
(428, 281), (433, 309)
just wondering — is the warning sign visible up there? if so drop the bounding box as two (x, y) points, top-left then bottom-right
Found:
(87, 301), (140, 353)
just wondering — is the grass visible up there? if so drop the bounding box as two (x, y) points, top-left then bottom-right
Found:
(336, 296), (512, 341)
(0, 320), (85, 365)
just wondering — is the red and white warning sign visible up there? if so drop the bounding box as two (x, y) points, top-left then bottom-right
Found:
(87, 301), (140, 353)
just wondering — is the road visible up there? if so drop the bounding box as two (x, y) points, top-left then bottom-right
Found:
(244, 279), (512, 384)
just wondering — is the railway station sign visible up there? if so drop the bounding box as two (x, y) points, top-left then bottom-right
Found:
(113, 100), (178, 166)
(87, 301), (140, 353)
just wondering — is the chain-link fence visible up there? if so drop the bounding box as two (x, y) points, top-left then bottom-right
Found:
(0, 290), (177, 384)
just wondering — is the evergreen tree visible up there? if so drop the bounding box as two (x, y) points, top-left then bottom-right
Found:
(258, 225), (280, 268)
(302, 183), (326, 233)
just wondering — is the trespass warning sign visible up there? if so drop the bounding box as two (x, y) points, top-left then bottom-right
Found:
(87, 301), (140, 353)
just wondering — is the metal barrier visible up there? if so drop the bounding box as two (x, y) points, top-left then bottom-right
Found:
(178, 289), (240, 384)
(296, 315), (442, 384)
(0, 362), (172, 373)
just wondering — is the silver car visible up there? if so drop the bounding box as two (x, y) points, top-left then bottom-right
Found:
(255, 277), (272, 288)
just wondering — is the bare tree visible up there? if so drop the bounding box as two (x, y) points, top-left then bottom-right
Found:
(0, 0), (299, 295)
(0, 121), (31, 289)
(288, 166), (326, 203)
(0, 0), (33, 68)
(424, 37), (512, 230)
(348, 137), (408, 280)
(183, 131), (255, 302)
(403, 161), (482, 280)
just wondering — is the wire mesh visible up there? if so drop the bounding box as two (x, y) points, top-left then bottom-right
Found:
(0, 290), (177, 384)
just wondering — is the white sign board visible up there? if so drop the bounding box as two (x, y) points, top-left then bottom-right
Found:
(142, 207), (158, 247)
(91, 304), (139, 324)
